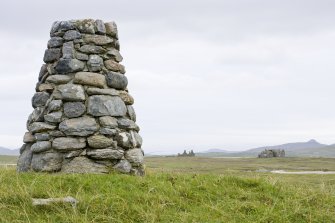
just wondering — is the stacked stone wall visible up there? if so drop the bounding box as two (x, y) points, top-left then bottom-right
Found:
(17, 19), (144, 175)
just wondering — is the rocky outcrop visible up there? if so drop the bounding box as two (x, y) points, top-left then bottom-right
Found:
(17, 19), (144, 175)
(258, 149), (285, 158)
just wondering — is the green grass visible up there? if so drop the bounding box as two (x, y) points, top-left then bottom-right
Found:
(0, 155), (17, 164)
(0, 156), (334, 222)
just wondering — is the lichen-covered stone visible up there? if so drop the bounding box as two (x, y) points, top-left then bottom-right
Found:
(28, 122), (56, 133)
(17, 144), (33, 172)
(63, 102), (86, 118)
(50, 21), (75, 37)
(116, 132), (133, 149)
(62, 156), (109, 173)
(107, 48), (123, 62)
(31, 141), (51, 153)
(23, 132), (35, 143)
(87, 95), (127, 117)
(35, 133), (50, 141)
(87, 148), (123, 160)
(79, 45), (107, 54)
(100, 128), (118, 136)
(55, 59), (84, 74)
(48, 37), (64, 48)
(113, 160), (132, 173)
(87, 55), (103, 72)
(52, 137), (86, 151)
(117, 118), (139, 131)
(46, 75), (72, 84)
(99, 116), (118, 128)
(104, 60), (125, 73)
(31, 152), (63, 172)
(63, 30), (82, 41)
(119, 91), (134, 105)
(75, 19), (96, 34)
(47, 100), (63, 112)
(32, 92), (50, 108)
(127, 105), (136, 122)
(125, 149), (144, 165)
(37, 83), (53, 92)
(106, 72), (128, 90)
(59, 116), (99, 136)
(73, 72), (105, 88)
(44, 111), (62, 123)
(95, 20), (106, 34)
(83, 34), (113, 45)
(75, 52), (89, 61)
(86, 88), (119, 96)
(43, 48), (61, 63)
(62, 41), (75, 59)
(105, 21), (118, 38)
(87, 135), (115, 149)
(58, 84), (85, 101)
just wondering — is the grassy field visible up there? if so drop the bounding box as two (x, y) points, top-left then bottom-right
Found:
(0, 156), (334, 222)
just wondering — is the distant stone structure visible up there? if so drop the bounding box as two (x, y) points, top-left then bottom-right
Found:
(178, 150), (195, 157)
(258, 149), (285, 158)
(17, 19), (144, 175)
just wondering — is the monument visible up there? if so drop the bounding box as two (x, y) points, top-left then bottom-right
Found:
(17, 19), (144, 175)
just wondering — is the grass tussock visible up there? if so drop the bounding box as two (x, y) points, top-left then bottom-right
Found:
(0, 169), (334, 222)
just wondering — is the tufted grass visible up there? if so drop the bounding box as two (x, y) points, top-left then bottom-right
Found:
(0, 167), (334, 223)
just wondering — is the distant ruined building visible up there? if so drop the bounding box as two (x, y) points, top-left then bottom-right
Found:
(178, 150), (195, 157)
(258, 149), (285, 158)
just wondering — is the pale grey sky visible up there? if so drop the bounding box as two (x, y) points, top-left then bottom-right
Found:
(1, 0), (335, 153)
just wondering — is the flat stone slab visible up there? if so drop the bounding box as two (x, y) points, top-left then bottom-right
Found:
(87, 95), (127, 117)
(59, 117), (99, 136)
(73, 72), (106, 88)
(52, 137), (86, 151)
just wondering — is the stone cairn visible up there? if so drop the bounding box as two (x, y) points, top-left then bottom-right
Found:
(17, 19), (144, 175)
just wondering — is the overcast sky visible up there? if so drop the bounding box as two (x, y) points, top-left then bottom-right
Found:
(1, 0), (335, 153)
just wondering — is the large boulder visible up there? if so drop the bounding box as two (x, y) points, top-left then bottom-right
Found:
(62, 156), (109, 173)
(31, 152), (63, 172)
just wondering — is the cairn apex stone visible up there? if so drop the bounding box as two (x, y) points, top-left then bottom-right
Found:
(95, 20), (106, 34)
(105, 21), (118, 38)
(18, 19), (144, 175)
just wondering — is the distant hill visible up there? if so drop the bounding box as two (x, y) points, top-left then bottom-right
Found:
(198, 139), (335, 157)
(0, 147), (19, 156)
